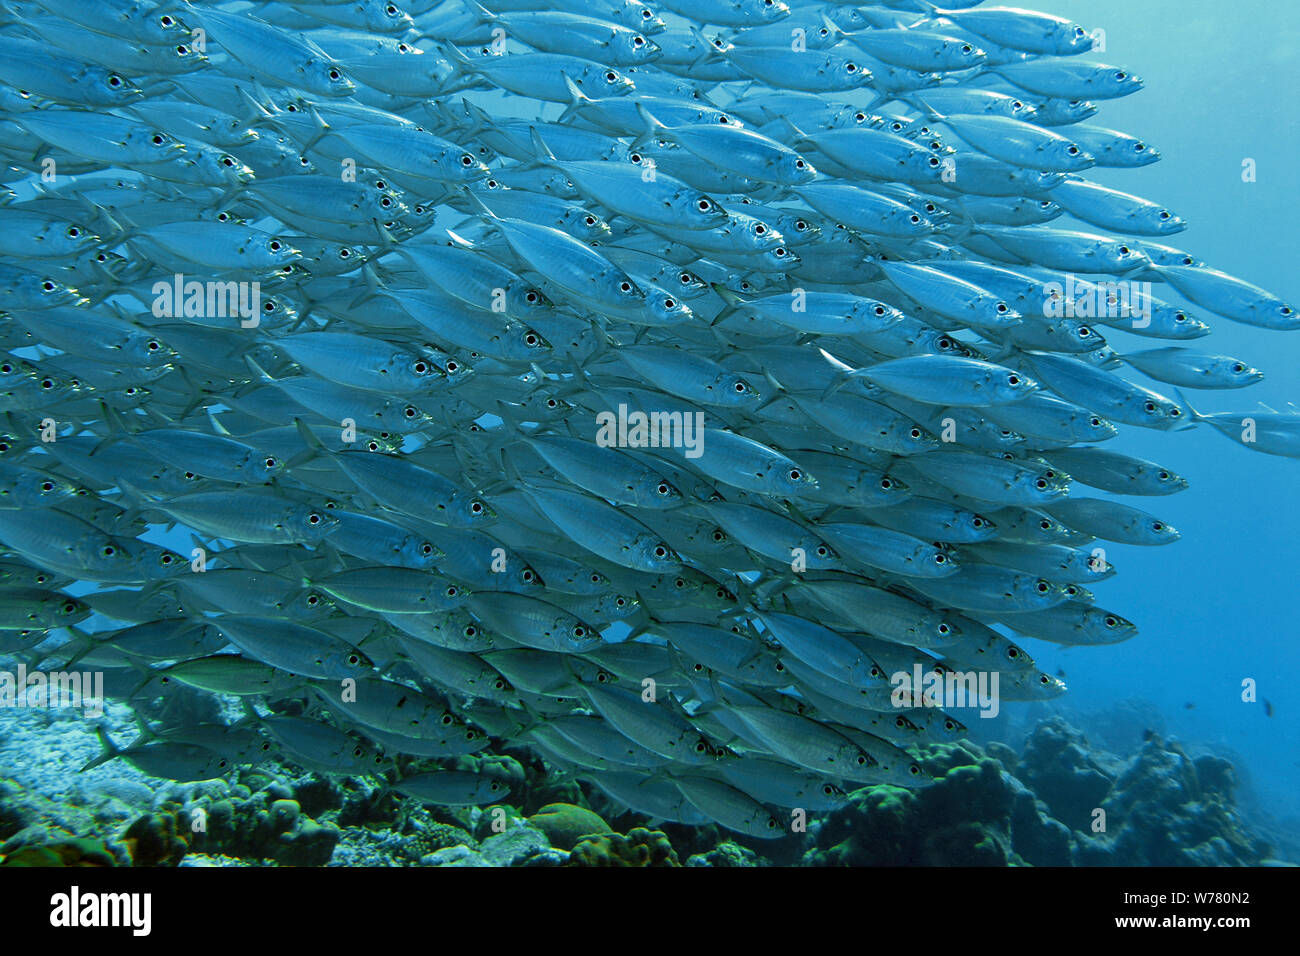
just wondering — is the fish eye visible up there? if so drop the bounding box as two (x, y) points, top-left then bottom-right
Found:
(663, 297), (676, 309)
(1115, 71), (1127, 80)
(386, 3), (397, 12)
(928, 156), (940, 166)
(1036, 581), (1049, 593)
(109, 75), (123, 88)
(605, 71), (617, 81)
(151, 134), (165, 145)
(1067, 146), (1079, 155)
(909, 428), (923, 439)
(42, 281), (55, 291)
(910, 215), (920, 224)
(102, 545), (115, 556)
(308, 513), (321, 524)
(441, 714), (454, 726)
(584, 215), (597, 226)
(711, 529), (725, 542)
(997, 303), (1010, 314)
(1233, 363), (1245, 372)
(774, 247), (786, 257)
(1143, 401), (1156, 412)
(1007, 373), (1019, 384)
(619, 281), (632, 293)
(41, 481), (54, 491)
(634, 35), (645, 46)
(630, 152), (642, 164)
(1118, 245), (1130, 255)
(846, 63), (857, 72)
(1134, 143), (1146, 152)
(264, 457), (277, 468)
(697, 199), (711, 211)
(269, 240), (282, 252)
(754, 224), (766, 234)
(961, 44), (972, 53)
(404, 405), (418, 418)
(367, 441), (380, 452)
(470, 499), (487, 515)
(794, 159), (806, 168)
(329, 69), (341, 80)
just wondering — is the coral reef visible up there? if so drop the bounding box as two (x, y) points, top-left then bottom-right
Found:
(0, 701), (1279, 866)
(567, 828), (680, 867)
(802, 719), (1273, 866)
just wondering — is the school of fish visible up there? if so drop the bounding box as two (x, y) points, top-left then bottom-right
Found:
(0, 0), (1295, 841)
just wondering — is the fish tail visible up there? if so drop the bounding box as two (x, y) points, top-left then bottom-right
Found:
(81, 727), (122, 773)
(630, 102), (666, 151)
(557, 72), (590, 125)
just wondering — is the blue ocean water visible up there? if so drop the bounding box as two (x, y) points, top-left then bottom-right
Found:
(1012, 0), (1300, 821)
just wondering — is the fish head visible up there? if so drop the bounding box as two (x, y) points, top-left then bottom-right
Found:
(1053, 139), (1095, 171)
(562, 205), (611, 242)
(305, 58), (356, 98)
(1126, 139), (1161, 165)
(1022, 670), (1069, 699)
(620, 32), (661, 63)
(642, 284), (696, 325)
(1078, 412), (1119, 442)
(289, 504), (341, 542)
(775, 151), (817, 185)
(130, 127), (187, 163)
(749, 0), (792, 24)
(89, 67), (145, 105)
(632, 531), (681, 572)
(366, 1), (415, 32)
(1103, 67), (1143, 97)
(1085, 609), (1138, 644)
(675, 188), (728, 229)
(660, 266), (710, 299)
(609, 0), (666, 35)
(290, 588), (338, 620)
(1212, 357), (1266, 388)
(140, 544), (190, 580)
(1038, 98), (1098, 125)
(139, 8), (192, 44)
(458, 494), (496, 526)
(584, 64), (635, 97)
(1058, 21), (1095, 54)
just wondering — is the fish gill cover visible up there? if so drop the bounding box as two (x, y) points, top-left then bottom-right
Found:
(0, 0), (1293, 863)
